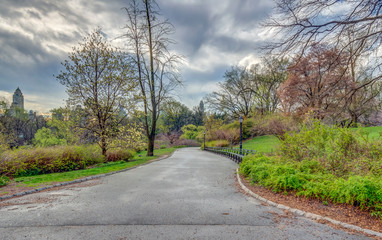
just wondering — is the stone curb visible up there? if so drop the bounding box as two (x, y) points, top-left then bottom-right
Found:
(236, 169), (382, 238)
(0, 152), (174, 202)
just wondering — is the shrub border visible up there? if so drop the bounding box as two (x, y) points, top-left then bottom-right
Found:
(236, 169), (382, 238)
(0, 153), (174, 201)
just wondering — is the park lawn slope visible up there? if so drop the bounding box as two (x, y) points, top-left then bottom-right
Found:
(240, 135), (280, 153)
(352, 126), (382, 141)
(239, 125), (382, 153)
(240, 122), (382, 220)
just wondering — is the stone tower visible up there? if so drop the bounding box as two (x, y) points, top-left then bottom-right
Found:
(11, 87), (24, 110)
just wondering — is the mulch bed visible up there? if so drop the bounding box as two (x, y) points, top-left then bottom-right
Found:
(238, 174), (382, 237)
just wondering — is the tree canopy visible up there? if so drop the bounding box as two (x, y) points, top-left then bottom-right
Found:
(56, 29), (135, 156)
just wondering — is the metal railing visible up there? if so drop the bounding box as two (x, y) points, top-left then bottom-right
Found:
(204, 147), (256, 163)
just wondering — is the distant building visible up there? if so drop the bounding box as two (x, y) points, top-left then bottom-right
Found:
(10, 87), (24, 111)
(28, 110), (36, 120)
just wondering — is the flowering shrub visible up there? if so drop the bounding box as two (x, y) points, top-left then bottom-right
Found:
(106, 149), (135, 162)
(0, 145), (135, 178)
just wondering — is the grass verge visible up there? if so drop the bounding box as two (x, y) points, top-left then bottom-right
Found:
(239, 126), (382, 153)
(352, 126), (382, 141)
(12, 147), (178, 188)
(239, 135), (280, 153)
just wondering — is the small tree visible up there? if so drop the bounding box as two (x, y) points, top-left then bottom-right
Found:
(109, 123), (145, 151)
(48, 107), (86, 145)
(278, 44), (351, 120)
(160, 98), (193, 132)
(180, 124), (204, 141)
(192, 101), (205, 126)
(33, 127), (66, 147)
(56, 29), (135, 156)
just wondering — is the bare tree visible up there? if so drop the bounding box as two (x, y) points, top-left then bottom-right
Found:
(122, 0), (182, 156)
(264, 0), (382, 87)
(205, 58), (288, 118)
(57, 29), (135, 156)
(339, 28), (382, 125)
(344, 79), (382, 126)
(205, 66), (255, 119)
(249, 57), (289, 114)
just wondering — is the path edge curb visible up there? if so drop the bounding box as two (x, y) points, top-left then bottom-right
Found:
(0, 151), (176, 202)
(236, 168), (382, 238)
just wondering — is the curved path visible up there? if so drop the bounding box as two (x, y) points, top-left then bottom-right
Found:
(0, 148), (370, 239)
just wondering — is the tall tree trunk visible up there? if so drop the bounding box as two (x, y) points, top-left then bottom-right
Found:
(145, 0), (156, 157)
(350, 112), (358, 127)
(147, 130), (155, 156)
(101, 136), (107, 156)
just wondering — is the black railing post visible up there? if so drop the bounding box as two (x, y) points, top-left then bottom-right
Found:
(203, 131), (206, 150)
(239, 116), (243, 155)
(204, 147), (255, 164)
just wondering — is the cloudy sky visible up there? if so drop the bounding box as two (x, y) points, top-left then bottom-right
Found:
(0, 0), (275, 113)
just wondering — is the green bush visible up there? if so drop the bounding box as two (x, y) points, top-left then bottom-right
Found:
(223, 118), (255, 139)
(279, 121), (382, 177)
(205, 140), (229, 147)
(181, 124), (205, 141)
(0, 175), (9, 187)
(33, 127), (67, 147)
(240, 152), (382, 219)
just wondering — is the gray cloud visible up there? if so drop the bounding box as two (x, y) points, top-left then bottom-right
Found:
(0, 0), (273, 112)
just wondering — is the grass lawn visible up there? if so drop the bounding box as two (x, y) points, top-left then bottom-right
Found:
(238, 126), (382, 153)
(239, 135), (280, 153)
(352, 126), (382, 141)
(13, 147), (178, 188)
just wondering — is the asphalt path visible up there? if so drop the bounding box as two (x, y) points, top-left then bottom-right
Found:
(0, 148), (370, 239)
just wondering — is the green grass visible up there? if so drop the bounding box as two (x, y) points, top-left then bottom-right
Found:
(12, 147), (178, 188)
(239, 135), (280, 153)
(238, 126), (382, 153)
(352, 126), (382, 141)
